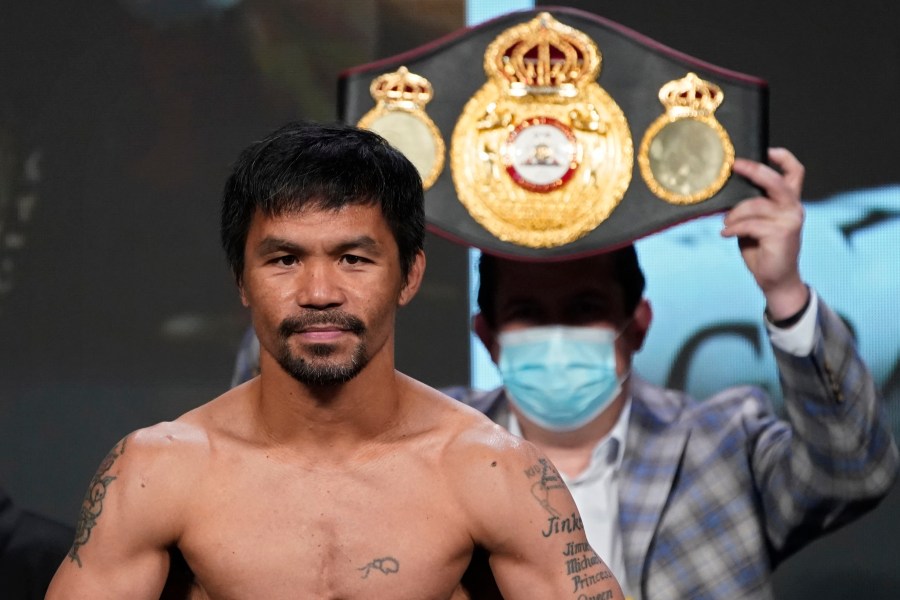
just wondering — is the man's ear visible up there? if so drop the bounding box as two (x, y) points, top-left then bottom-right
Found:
(473, 313), (500, 364)
(628, 298), (652, 352)
(398, 250), (426, 306)
(238, 280), (250, 308)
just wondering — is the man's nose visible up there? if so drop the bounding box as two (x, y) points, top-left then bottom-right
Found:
(295, 263), (344, 309)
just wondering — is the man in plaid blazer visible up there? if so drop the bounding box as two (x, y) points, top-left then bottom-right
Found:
(447, 149), (898, 599)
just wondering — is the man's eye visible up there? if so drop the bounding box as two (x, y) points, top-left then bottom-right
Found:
(273, 255), (297, 266)
(341, 255), (368, 265)
(503, 305), (541, 323)
(569, 299), (612, 322)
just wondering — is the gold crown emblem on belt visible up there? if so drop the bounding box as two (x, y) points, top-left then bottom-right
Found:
(369, 65), (434, 107)
(638, 72), (734, 204)
(450, 13), (632, 248)
(358, 66), (446, 190)
(488, 12), (600, 97)
(659, 71), (724, 117)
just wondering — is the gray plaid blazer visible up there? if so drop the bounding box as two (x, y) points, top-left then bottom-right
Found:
(445, 299), (897, 599)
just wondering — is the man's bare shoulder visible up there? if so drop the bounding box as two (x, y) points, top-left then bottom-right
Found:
(400, 374), (546, 497)
(109, 384), (254, 497)
(127, 391), (234, 461)
(124, 419), (210, 469)
(401, 374), (531, 454)
(94, 417), (213, 525)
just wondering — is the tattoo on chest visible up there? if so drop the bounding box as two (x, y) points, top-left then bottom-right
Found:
(68, 437), (127, 567)
(358, 556), (400, 579)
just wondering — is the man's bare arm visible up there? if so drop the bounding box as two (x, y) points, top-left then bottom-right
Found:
(46, 424), (198, 599)
(454, 427), (624, 599)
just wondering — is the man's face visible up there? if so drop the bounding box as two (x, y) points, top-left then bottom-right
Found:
(239, 203), (422, 386)
(479, 254), (648, 376)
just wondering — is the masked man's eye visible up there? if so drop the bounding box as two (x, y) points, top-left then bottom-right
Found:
(568, 298), (613, 323)
(501, 304), (542, 324)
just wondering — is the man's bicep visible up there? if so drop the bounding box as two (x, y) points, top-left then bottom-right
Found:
(473, 446), (623, 599)
(490, 535), (621, 600)
(46, 547), (170, 600)
(45, 435), (176, 599)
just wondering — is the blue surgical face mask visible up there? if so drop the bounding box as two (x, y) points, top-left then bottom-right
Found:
(498, 325), (625, 432)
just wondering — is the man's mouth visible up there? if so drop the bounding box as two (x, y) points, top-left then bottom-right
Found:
(279, 311), (366, 341)
(296, 326), (350, 342)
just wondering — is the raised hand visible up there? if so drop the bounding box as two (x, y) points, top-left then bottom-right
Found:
(723, 148), (809, 320)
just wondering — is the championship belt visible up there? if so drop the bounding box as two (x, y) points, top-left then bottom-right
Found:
(339, 8), (767, 259)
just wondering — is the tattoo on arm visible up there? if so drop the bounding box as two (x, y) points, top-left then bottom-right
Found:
(358, 556), (400, 579)
(524, 460), (616, 596)
(525, 458), (566, 517)
(68, 437), (127, 567)
(563, 545), (615, 597)
(525, 457), (585, 540)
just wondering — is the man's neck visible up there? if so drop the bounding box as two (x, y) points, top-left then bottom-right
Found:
(251, 350), (407, 455)
(512, 394), (627, 478)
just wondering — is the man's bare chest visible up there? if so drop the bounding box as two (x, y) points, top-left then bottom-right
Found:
(175, 453), (473, 599)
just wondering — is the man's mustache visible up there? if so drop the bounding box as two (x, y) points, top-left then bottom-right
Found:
(278, 311), (366, 338)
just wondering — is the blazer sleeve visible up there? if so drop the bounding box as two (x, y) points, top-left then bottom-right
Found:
(750, 294), (898, 560)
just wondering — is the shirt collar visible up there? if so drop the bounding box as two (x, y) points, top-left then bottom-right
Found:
(508, 394), (632, 477)
(606, 397), (630, 471)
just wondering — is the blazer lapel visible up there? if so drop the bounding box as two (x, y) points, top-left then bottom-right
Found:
(618, 379), (691, 595)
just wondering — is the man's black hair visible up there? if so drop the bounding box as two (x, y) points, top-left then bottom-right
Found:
(221, 121), (425, 283)
(476, 246), (646, 327)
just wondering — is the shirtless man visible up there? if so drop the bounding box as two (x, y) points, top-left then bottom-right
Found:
(46, 121), (623, 599)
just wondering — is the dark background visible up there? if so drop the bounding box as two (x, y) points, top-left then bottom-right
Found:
(0, 0), (897, 596)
